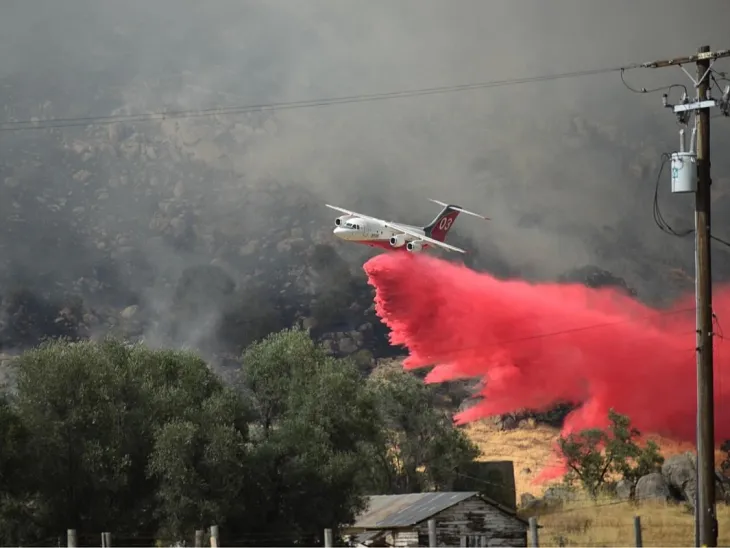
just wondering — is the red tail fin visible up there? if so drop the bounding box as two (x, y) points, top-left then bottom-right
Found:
(425, 206), (461, 242)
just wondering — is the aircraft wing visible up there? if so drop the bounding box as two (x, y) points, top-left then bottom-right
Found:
(324, 204), (388, 225)
(386, 222), (467, 254)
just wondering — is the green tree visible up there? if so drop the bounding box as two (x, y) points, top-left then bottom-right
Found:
(0, 328), (485, 546)
(4, 338), (251, 544)
(720, 440), (730, 477)
(556, 409), (664, 497)
(0, 395), (43, 546)
(238, 327), (378, 545)
(362, 365), (480, 494)
(11, 339), (141, 538)
(146, 390), (250, 541)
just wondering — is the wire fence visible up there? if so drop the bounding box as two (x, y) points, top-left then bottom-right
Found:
(53, 493), (730, 548)
(527, 513), (704, 547)
(524, 495), (730, 547)
(62, 526), (326, 548)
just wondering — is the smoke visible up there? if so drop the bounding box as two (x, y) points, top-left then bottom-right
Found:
(2, 0), (730, 354)
(364, 252), (730, 479)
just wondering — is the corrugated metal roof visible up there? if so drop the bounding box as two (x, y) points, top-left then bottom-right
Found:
(353, 492), (479, 528)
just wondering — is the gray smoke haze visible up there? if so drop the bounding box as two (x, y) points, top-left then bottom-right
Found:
(2, 0), (730, 354)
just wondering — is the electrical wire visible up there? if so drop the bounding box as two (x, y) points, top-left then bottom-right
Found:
(712, 234), (730, 248)
(0, 63), (639, 132)
(401, 311), (697, 362)
(652, 152), (730, 249)
(712, 68), (730, 84)
(620, 67), (688, 97)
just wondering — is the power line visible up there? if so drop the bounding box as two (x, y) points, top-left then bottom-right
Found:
(620, 67), (689, 97)
(0, 64), (639, 132)
(400, 307), (697, 359)
(636, 44), (730, 548)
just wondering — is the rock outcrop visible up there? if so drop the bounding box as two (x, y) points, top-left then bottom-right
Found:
(635, 472), (672, 502)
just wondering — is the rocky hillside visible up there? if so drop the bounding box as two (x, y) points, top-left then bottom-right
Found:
(1, 73), (405, 372)
(467, 419), (730, 508)
(2, 66), (729, 390)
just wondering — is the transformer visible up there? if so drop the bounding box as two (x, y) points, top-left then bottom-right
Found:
(670, 128), (697, 194)
(670, 152), (697, 193)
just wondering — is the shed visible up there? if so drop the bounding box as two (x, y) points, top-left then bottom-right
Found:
(344, 491), (528, 547)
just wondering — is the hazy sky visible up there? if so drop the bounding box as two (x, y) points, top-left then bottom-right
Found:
(2, 0), (730, 304)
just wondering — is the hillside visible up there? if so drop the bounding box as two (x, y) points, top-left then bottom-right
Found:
(465, 420), (730, 546)
(465, 419), (728, 500)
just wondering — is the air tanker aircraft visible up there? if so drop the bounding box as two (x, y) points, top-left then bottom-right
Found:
(325, 199), (488, 254)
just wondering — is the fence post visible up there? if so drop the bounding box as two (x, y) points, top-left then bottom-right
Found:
(195, 530), (205, 548)
(634, 515), (643, 547)
(210, 525), (219, 548)
(529, 517), (539, 547)
(67, 529), (77, 548)
(324, 528), (333, 547)
(428, 519), (437, 547)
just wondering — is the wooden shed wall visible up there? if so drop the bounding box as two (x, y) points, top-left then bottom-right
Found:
(389, 530), (419, 547)
(413, 496), (527, 547)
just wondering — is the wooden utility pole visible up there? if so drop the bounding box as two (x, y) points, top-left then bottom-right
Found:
(639, 45), (730, 547)
(695, 44), (716, 548)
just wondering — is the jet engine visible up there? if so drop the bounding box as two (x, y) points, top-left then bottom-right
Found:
(335, 215), (352, 226)
(406, 240), (424, 252)
(389, 234), (407, 248)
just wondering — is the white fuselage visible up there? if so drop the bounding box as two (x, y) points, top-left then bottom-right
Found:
(332, 216), (426, 250)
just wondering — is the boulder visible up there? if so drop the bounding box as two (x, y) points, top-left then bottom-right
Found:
(519, 493), (547, 512)
(120, 305), (139, 320)
(615, 479), (634, 501)
(635, 472), (672, 502)
(662, 452), (696, 505)
(336, 335), (359, 355)
(542, 484), (578, 505)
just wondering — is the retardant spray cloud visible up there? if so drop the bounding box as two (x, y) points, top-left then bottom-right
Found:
(363, 252), (730, 480)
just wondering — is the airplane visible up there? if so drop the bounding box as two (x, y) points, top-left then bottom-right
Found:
(325, 199), (489, 254)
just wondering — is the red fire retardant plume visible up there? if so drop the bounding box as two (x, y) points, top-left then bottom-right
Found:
(363, 252), (730, 481)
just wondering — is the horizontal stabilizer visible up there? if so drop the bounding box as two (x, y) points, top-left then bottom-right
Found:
(428, 198), (490, 220)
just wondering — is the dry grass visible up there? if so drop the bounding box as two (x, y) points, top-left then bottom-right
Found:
(464, 419), (560, 497)
(464, 419), (730, 545)
(523, 496), (730, 547)
(464, 419), (728, 500)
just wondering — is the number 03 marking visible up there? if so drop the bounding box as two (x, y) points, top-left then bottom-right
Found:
(438, 217), (453, 231)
